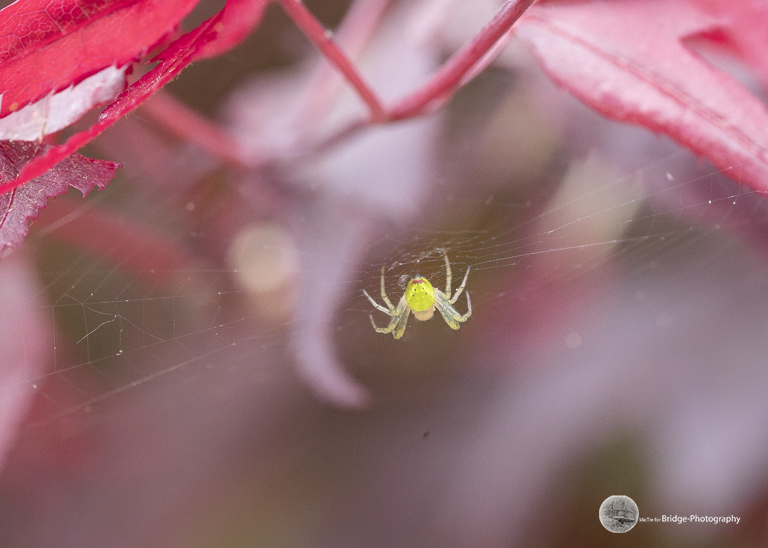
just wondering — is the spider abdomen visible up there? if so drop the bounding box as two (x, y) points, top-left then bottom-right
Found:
(405, 276), (435, 313)
(413, 308), (435, 321)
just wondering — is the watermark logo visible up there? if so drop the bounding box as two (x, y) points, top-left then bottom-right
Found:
(657, 515), (740, 525)
(599, 496), (742, 531)
(599, 495), (639, 533)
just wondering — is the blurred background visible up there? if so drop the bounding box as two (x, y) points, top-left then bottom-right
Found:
(1, 0), (768, 546)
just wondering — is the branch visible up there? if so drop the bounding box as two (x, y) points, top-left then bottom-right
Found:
(293, 0), (393, 126)
(388, 0), (537, 120)
(286, 0), (538, 158)
(277, 0), (387, 122)
(140, 91), (248, 167)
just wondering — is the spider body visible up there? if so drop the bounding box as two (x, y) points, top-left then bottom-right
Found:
(405, 277), (435, 320)
(363, 250), (471, 339)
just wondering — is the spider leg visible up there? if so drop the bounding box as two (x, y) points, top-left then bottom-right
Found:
(379, 266), (395, 310)
(363, 289), (395, 315)
(460, 291), (472, 320)
(449, 265), (471, 304)
(435, 290), (472, 330)
(393, 307), (411, 339)
(369, 313), (399, 334)
(369, 296), (410, 338)
(441, 248), (452, 296)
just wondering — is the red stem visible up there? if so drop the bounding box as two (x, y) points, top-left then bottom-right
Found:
(294, 0), (392, 126)
(140, 91), (248, 167)
(388, 0), (537, 120)
(284, 0), (538, 156)
(276, 0), (387, 122)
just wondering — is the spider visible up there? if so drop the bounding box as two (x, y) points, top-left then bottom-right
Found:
(363, 249), (471, 339)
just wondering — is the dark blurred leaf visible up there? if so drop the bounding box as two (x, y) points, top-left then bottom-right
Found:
(0, 141), (119, 253)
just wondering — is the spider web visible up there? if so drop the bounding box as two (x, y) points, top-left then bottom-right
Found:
(3, 122), (768, 548)
(6, 145), (763, 424)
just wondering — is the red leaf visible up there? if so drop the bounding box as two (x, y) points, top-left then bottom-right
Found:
(0, 141), (119, 253)
(195, 0), (268, 60)
(0, 0), (201, 119)
(35, 199), (195, 284)
(515, 0), (768, 194)
(0, 65), (126, 140)
(8, 0), (267, 190)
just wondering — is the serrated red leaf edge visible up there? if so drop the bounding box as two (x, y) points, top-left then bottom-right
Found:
(0, 141), (119, 253)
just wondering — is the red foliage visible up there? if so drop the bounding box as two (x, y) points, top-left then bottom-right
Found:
(517, 0), (768, 194)
(8, 0), (268, 190)
(0, 0), (268, 252)
(33, 199), (194, 283)
(0, 141), (118, 252)
(13, 6), (230, 188)
(0, 0), (200, 118)
(2, 0), (768, 252)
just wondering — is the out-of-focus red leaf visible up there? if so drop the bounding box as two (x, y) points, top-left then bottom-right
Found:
(515, 0), (768, 194)
(35, 199), (195, 284)
(0, 253), (50, 472)
(0, 0), (201, 119)
(195, 0), (268, 60)
(690, 0), (768, 87)
(140, 92), (246, 166)
(0, 141), (118, 253)
(11, 0), (267, 190)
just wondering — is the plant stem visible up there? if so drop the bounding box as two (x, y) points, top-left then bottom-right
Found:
(389, 0), (536, 120)
(140, 92), (248, 167)
(276, 0), (387, 122)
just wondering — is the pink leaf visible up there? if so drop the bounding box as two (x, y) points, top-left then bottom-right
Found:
(0, 0), (201, 119)
(515, 0), (768, 194)
(0, 141), (119, 253)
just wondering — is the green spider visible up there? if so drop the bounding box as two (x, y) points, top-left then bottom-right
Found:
(363, 250), (472, 339)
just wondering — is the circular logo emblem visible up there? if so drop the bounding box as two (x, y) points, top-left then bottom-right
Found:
(599, 495), (639, 533)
